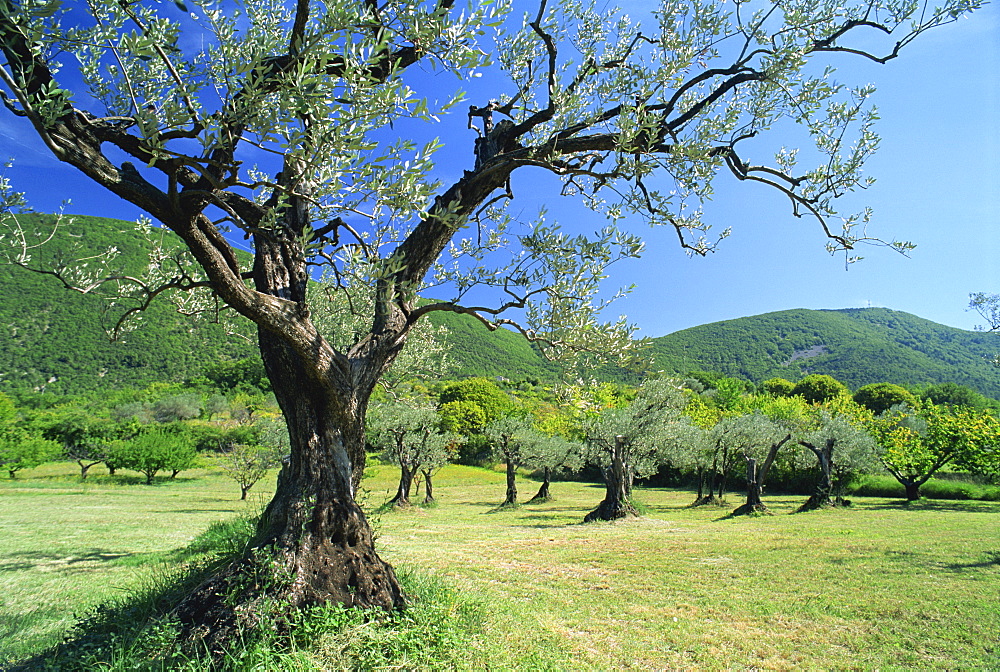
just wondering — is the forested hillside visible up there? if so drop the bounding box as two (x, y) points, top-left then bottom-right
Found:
(3, 215), (999, 397)
(428, 310), (560, 381)
(0, 214), (254, 393)
(649, 308), (1000, 397)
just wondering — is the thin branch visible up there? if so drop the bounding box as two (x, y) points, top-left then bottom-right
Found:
(289, 0), (310, 55)
(115, 1), (201, 124)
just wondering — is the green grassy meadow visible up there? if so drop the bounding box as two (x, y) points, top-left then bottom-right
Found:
(2, 461), (999, 669)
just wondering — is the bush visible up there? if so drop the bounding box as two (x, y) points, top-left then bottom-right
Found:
(108, 426), (198, 484)
(761, 377), (796, 397)
(153, 394), (203, 422)
(853, 383), (917, 414)
(792, 374), (849, 404)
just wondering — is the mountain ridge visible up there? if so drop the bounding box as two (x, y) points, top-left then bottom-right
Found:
(648, 307), (1000, 396)
(1, 214), (998, 397)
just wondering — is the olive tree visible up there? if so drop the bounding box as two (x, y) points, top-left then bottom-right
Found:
(711, 412), (793, 515)
(484, 414), (542, 507)
(0, 0), (974, 643)
(796, 409), (879, 510)
(369, 399), (452, 507)
(523, 433), (583, 502)
(218, 442), (285, 500)
(582, 379), (689, 521)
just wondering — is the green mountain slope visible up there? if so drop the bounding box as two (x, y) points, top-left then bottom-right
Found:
(0, 214), (256, 393)
(4, 215), (998, 396)
(649, 308), (1000, 396)
(426, 310), (560, 381)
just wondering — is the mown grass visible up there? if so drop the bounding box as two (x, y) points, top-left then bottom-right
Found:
(0, 462), (269, 663)
(2, 460), (999, 669)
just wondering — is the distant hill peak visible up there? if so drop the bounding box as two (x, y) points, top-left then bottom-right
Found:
(650, 307), (1000, 397)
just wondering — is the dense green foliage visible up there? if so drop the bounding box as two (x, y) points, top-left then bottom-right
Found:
(649, 308), (1000, 397)
(853, 382), (918, 414)
(792, 374), (850, 403)
(0, 214), (254, 393)
(109, 425), (198, 484)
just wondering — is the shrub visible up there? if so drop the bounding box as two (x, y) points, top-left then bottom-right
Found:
(109, 427), (198, 484)
(152, 394), (203, 422)
(761, 377), (796, 397)
(792, 374), (849, 404)
(853, 383), (917, 414)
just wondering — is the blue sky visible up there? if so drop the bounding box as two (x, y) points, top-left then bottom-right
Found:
(1, 1), (997, 338)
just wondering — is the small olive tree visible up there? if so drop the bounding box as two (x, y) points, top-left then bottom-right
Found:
(370, 400), (453, 508)
(523, 433), (584, 503)
(710, 413), (793, 516)
(582, 379), (689, 521)
(796, 410), (879, 510)
(484, 415), (543, 508)
(218, 443), (284, 500)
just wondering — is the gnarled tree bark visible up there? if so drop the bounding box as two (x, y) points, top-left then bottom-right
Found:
(585, 435), (637, 522)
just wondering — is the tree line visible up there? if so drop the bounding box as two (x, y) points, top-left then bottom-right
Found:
(3, 368), (999, 517)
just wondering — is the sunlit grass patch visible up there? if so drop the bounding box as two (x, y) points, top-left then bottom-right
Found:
(2, 461), (999, 669)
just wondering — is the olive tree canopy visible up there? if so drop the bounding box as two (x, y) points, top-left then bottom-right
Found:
(0, 0), (976, 649)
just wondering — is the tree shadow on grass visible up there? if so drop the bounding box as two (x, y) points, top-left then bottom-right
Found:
(150, 508), (240, 514)
(520, 505), (590, 513)
(857, 499), (1000, 513)
(0, 549), (135, 572)
(945, 551), (1000, 571)
(510, 513), (584, 529)
(484, 502), (520, 514)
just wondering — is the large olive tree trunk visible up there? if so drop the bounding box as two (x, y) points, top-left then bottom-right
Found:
(175, 328), (404, 652)
(173, 207), (407, 651)
(585, 435), (637, 522)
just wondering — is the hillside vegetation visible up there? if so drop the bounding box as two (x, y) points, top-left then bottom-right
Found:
(3, 215), (1000, 397)
(650, 308), (1000, 397)
(0, 214), (253, 393)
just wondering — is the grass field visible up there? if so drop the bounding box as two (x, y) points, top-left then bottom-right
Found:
(2, 461), (999, 669)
